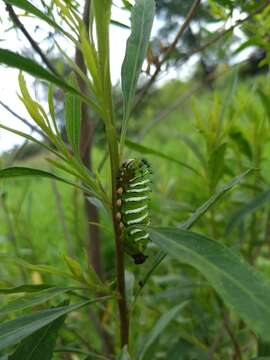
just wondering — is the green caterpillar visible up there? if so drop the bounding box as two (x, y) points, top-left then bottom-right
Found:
(116, 159), (152, 264)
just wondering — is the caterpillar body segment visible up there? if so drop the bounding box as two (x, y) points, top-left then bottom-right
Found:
(116, 159), (152, 264)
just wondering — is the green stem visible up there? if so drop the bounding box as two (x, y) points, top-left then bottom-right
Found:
(106, 121), (129, 347)
(91, 0), (129, 345)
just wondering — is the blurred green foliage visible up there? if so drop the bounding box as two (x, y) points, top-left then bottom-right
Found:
(1, 71), (270, 358)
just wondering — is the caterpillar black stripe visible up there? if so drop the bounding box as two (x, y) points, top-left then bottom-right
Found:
(116, 159), (152, 264)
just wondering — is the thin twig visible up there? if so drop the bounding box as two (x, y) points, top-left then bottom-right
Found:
(134, 0), (270, 110)
(134, 0), (201, 108)
(75, 0), (114, 354)
(223, 311), (242, 360)
(75, 0), (104, 279)
(138, 68), (221, 139)
(0, 100), (45, 138)
(138, 57), (253, 140)
(208, 323), (225, 359)
(5, 4), (58, 76)
(185, 0), (270, 61)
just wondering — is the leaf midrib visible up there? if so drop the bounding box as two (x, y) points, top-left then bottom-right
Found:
(25, 321), (55, 360)
(125, 0), (147, 116)
(153, 230), (270, 317)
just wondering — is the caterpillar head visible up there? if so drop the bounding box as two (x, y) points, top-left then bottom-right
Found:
(133, 253), (148, 265)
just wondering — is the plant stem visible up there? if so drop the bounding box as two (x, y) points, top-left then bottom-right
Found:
(75, 0), (114, 354)
(107, 121), (129, 346)
(75, 0), (104, 278)
(95, 0), (129, 344)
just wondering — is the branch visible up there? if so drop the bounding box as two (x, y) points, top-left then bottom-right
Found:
(138, 68), (220, 139)
(134, 0), (201, 108)
(5, 3), (58, 76)
(208, 323), (225, 360)
(0, 99), (45, 138)
(134, 0), (270, 109)
(182, 0), (270, 63)
(74, 0), (115, 354)
(222, 312), (242, 360)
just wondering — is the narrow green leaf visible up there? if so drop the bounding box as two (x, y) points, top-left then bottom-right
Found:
(181, 169), (253, 229)
(229, 131), (253, 160)
(233, 38), (262, 55)
(54, 41), (102, 117)
(121, 0), (133, 11)
(111, 19), (130, 30)
(56, 348), (109, 359)
(92, 0), (111, 92)
(0, 254), (72, 279)
(48, 84), (59, 135)
(118, 345), (132, 360)
(0, 167), (78, 189)
(0, 49), (77, 94)
(120, 0), (155, 155)
(3, 0), (74, 42)
(0, 297), (110, 351)
(178, 134), (207, 168)
(0, 287), (75, 316)
(87, 197), (108, 214)
(208, 143), (227, 190)
(226, 189), (270, 234)
(9, 305), (67, 360)
(125, 139), (200, 175)
(63, 256), (85, 283)
(125, 271), (135, 306)
(138, 302), (187, 360)
(0, 285), (53, 295)
(138, 169), (252, 292)
(0, 123), (62, 159)
(64, 93), (81, 155)
(257, 88), (270, 123)
(83, 353), (110, 360)
(150, 227), (270, 341)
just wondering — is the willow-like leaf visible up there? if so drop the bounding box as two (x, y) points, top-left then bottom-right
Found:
(150, 227), (270, 341)
(120, 0), (155, 157)
(0, 297), (110, 351)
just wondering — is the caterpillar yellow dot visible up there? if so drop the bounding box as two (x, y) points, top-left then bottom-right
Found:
(116, 199), (122, 207)
(117, 187), (123, 195)
(116, 212), (122, 221)
(119, 222), (124, 230)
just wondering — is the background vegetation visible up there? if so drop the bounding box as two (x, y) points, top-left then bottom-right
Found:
(0, 0), (270, 359)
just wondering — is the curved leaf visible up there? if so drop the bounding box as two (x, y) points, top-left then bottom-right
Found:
(0, 167), (78, 189)
(0, 297), (110, 351)
(65, 93), (81, 155)
(181, 168), (253, 229)
(0, 285), (53, 295)
(226, 189), (270, 234)
(118, 346), (132, 360)
(120, 0), (155, 153)
(125, 139), (200, 176)
(138, 302), (187, 360)
(3, 0), (74, 41)
(0, 49), (77, 94)
(150, 227), (270, 341)
(9, 306), (67, 360)
(137, 169), (252, 293)
(0, 287), (75, 316)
